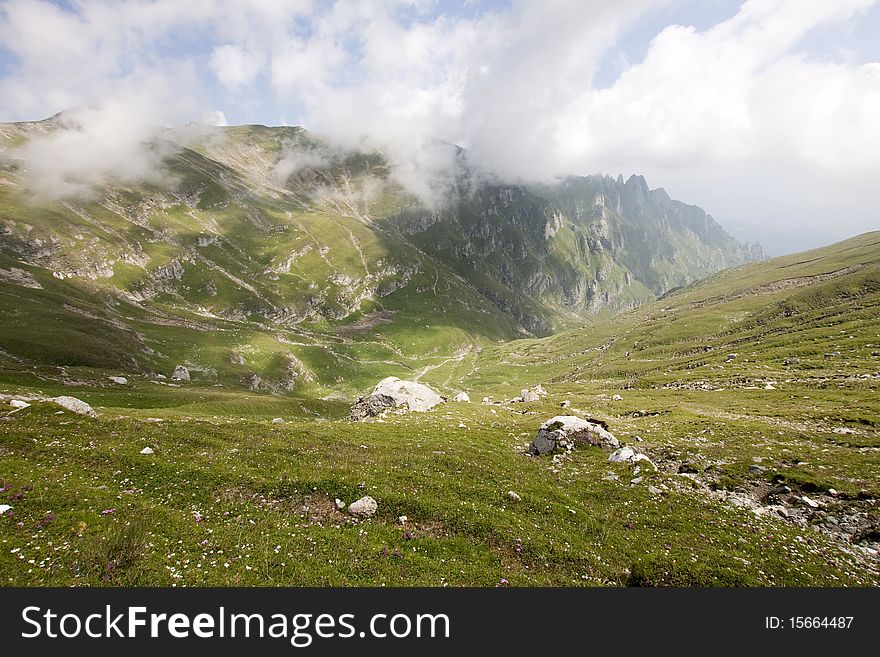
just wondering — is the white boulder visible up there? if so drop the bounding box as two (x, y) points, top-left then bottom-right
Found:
(609, 446), (656, 469)
(529, 415), (619, 456)
(108, 376), (128, 385)
(140, 447), (154, 455)
(9, 399), (30, 409)
(350, 377), (444, 420)
(520, 389), (539, 402)
(347, 495), (378, 517)
(53, 396), (96, 417)
(373, 377), (443, 411)
(452, 391), (471, 402)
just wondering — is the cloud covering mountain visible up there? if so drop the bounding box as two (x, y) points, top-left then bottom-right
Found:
(0, 0), (877, 253)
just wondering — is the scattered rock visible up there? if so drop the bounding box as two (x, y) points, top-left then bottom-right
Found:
(608, 446), (656, 469)
(611, 394), (623, 401)
(725, 353), (738, 362)
(833, 427), (855, 435)
(108, 376), (128, 385)
(603, 472), (619, 481)
(534, 384), (547, 396)
(171, 365), (190, 381)
(648, 485), (663, 495)
(529, 415), (619, 456)
(53, 396), (96, 417)
(800, 495), (821, 509)
(0, 504), (11, 514)
(9, 399), (30, 409)
(824, 351), (841, 358)
(271, 417), (285, 424)
(347, 496), (378, 517)
(519, 389), (539, 402)
(828, 488), (838, 496)
(247, 373), (262, 391)
(398, 515), (408, 524)
(507, 491), (522, 501)
(334, 498), (345, 510)
(452, 391), (470, 402)
(350, 377), (444, 420)
(560, 400), (570, 408)
(482, 397), (491, 404)
(783, 357), (800, 366)
(749, 464), (767, 474)
(764, 383), (775, 390)
(139, 447), (154, 455)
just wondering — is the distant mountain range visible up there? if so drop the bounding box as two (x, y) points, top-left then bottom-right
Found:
(0, 115), (763, 387)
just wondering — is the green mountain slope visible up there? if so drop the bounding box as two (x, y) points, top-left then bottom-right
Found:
(0, 116), (761, 393)
(0, 231), (877, 587)
(453, 230), (880, 393)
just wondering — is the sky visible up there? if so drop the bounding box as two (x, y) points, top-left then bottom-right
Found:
(0, 0), (878, 254)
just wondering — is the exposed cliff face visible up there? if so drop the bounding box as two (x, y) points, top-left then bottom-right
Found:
(389, 174), (763, 334)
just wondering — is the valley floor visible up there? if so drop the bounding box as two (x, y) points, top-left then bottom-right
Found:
(1, 368), (877, 586)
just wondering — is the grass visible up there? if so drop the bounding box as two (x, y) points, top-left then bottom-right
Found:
(5, 231), (875, 586)
(1, 400), (874, 586)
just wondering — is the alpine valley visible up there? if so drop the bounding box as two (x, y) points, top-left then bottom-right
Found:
(1, 116), (877, 587)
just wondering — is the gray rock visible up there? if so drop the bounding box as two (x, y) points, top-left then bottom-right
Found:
(529, 415), (619, 456)
(800, 495), (821, 509)
(748, 464), (767, 474)
(609, 446), (656, 469)
(529, 431), (557, 455)
(347, 495), (378, 517)
(611, 394), (623, 401)
(9, 399), (30, 409)
(350, 377), (445, 421)
(271, 417), (285, 424)
(139, 446), (154, 455)
(520, 389), (539, 402)
(783, 357), (800, 366)
(452, 391), (471, 402)
(53, 396), (96, 417)
(560, 400), (570, 408)
(108, 376), (128, 385)
(507, 491), (522, 501)
(171, 365), (190, 381)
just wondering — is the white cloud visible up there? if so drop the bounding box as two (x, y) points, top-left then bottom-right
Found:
(201, 110), (229, 127)
(0, 0), (877, 250)
(210, 44), (265, 89)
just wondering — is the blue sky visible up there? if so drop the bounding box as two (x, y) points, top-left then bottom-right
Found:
(0, 0), (878, 254)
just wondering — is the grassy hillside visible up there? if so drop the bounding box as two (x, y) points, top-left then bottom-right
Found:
(1, 232), (877, 586)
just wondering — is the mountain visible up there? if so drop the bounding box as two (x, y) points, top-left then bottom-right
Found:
(1, 226), (876, 587)
(0, 116), (761, 390)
